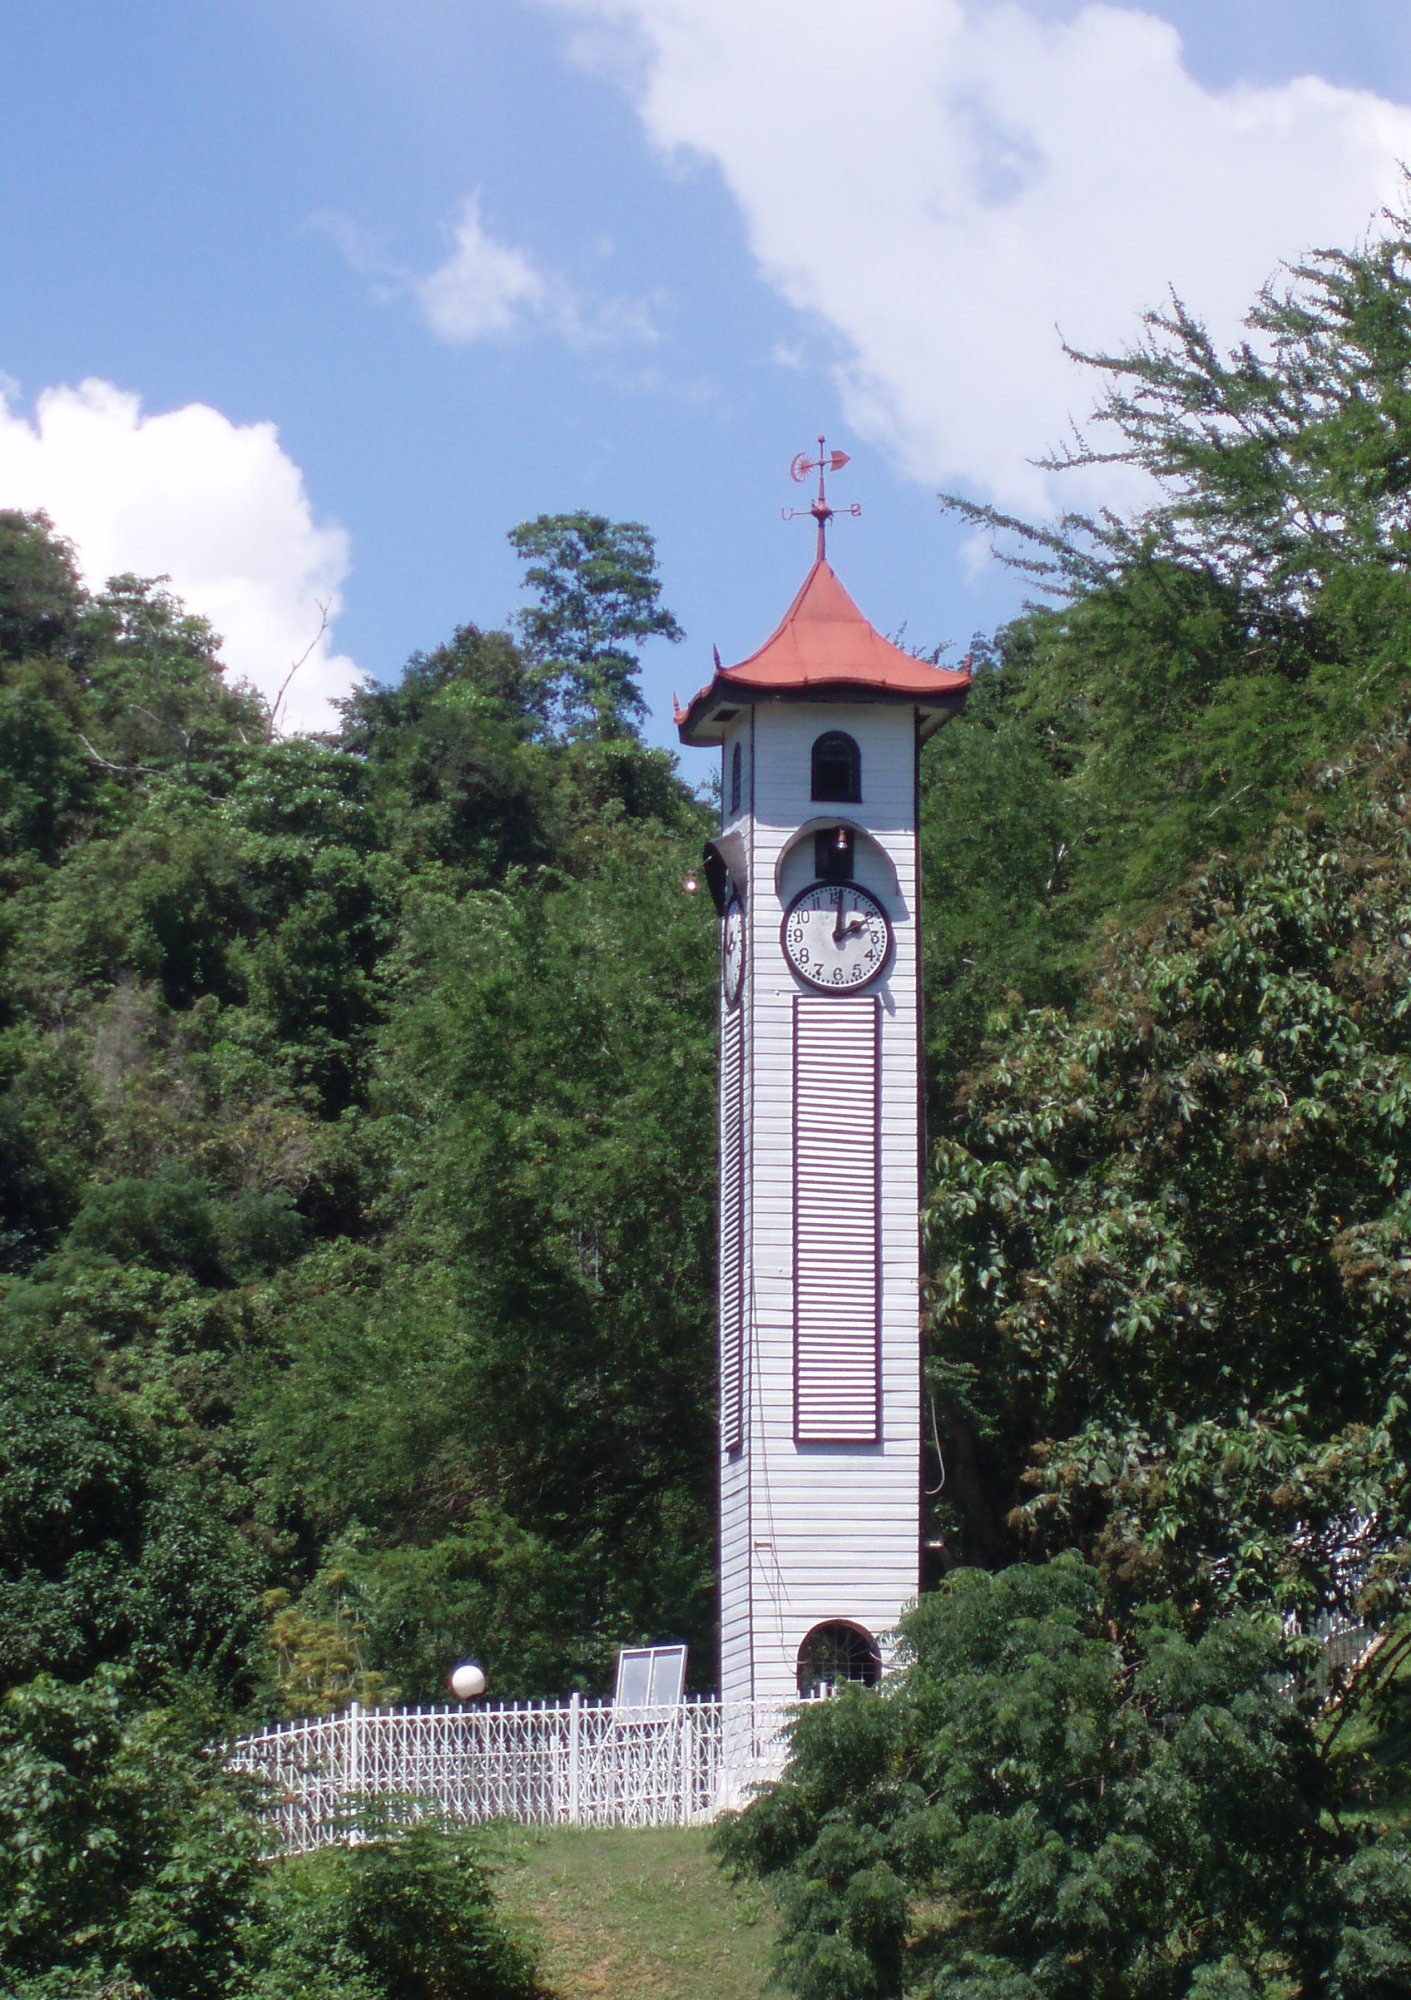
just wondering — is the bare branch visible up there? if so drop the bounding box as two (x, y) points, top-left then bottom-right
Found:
(76, 733), (161, 778)
(127, 703), (195, 780)
(268, 600), (330, 739)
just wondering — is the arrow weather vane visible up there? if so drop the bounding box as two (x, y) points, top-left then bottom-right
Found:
(783, 434), (860, 559)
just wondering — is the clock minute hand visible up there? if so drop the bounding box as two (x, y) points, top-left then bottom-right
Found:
(833, 888), (846, 945)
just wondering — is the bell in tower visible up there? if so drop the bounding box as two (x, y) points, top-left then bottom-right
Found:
(675, 447), (970, 1715)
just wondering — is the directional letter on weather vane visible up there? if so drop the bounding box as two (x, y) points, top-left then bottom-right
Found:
(782, 434), (861, 558)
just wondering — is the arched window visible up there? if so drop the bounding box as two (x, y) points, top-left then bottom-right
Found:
(730, 741), (743, 817)
(811, 730), (861, 804)
(796, 1621), (881, 1696)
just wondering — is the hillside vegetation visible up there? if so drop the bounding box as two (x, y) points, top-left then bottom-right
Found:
(725, 209), (1411, 1996)
(8, 206), (1411, 1995)
(0, 512), (716, 1995)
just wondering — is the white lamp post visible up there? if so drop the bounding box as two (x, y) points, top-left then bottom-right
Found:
(450, 1660), (487, 1701)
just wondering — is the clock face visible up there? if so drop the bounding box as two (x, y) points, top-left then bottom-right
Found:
(781, 881), (892, 992)
(722, 889), (745, 1007)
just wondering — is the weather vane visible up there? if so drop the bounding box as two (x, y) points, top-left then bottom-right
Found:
(783, 434), (860, 559)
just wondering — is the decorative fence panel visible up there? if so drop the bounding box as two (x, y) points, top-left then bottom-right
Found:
(229, 1695), (802, 1855)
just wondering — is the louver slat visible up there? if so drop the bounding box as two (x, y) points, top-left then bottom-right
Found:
(793, 995), (880, 1443)
(720, 1007), (744, 1452)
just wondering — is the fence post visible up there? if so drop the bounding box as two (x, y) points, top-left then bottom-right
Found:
(681, 1702), (693, 1824)
(346, 1700), (363, 1844)
(568, 1691), (582, 1827)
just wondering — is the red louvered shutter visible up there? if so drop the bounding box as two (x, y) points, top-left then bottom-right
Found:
(793, 994), (880, 1443)
(720, 1006), (745, 1452)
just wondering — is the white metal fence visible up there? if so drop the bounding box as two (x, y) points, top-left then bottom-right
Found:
(228, 1695), (801, 1855)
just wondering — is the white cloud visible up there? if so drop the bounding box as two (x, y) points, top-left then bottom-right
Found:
(416, 194), (551, 340)
(320, 192), (658, 349)
(546, 0), (1411, 514)
(0, 379), (360, 733)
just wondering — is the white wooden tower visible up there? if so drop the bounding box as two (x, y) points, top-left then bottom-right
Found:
(676, 454), (969, 1706)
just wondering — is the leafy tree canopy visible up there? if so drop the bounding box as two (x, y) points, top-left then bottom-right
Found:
(0, 1666), (540, 2000)
(0, 503), (706, 1987)
(920, 196), (1411, 1102)
(0, 509), (84, 663)
(720, 1561), (1411, 2000)
(924, 722), (1411, 1637)
(508, 510), (683, 740)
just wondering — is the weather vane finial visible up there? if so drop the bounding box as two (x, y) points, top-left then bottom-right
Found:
(783, 434), (860, 559)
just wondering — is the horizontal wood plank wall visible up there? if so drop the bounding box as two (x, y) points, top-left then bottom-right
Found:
(720, 701), (922, 1705)
(720, 1005), (744, 1453)
(794, 994), (880, 1443)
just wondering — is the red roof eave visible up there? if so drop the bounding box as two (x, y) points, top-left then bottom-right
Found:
(674, 553), (970, 741)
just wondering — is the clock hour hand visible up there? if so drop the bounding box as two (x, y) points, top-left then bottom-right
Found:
(832, 892), (868, 945)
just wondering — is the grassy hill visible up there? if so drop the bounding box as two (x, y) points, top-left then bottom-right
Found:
(493, 1826), (777, 2000)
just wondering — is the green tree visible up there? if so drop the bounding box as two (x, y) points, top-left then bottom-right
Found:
(508, 512), (683, 740)
(0, 1669), (264, 1999)
(0, 1311), (262, 1694)
(918, 635), (1081, 1115)
(79, 571), (265, 785)
(0, 1668), (539, 2000)
(922, 724), (1411, 1634)
(720, 1561), (1411, 2000)
(0, 515), (99, 868)
(0, 509), (83, 663)
(919, 200), (1411, 1115)
(339, 624), (551, 879)
(246, 833), (718, 1698)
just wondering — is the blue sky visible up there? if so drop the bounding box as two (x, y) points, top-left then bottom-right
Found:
(4, 2), (1411, 783)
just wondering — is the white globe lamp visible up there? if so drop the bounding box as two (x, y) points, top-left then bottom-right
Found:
(450, 1660), (487, 1701)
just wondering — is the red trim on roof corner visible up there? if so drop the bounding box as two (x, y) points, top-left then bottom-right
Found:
(676, 555), (970, 741)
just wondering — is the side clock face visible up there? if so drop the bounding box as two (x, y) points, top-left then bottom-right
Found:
(722, 889), (745, 1007)
(782, 881), (892, 992)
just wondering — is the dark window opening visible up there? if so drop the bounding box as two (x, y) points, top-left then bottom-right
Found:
(730, 741), (743, 816)
(797, 1621), (881, 1696)
(811, 730), (861, 804)
(815, 826), (854, 882)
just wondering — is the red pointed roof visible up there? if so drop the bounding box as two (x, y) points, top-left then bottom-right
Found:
(675, 554), (970, 745)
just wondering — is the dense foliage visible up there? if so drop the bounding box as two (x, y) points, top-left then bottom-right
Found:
(720, 1561), (1411, 2000)
(925, 741), (1411, 1622)
(12, 201), (1411, 1995)
(729, 207), (1411, 1995)
(0, 505), (714, 1717)
(920, 207), (1411, 1105)
(0, 1667), (539, 1998)
(0, 505), (706, 1989)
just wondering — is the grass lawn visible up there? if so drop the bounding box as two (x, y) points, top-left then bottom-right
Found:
(491, 1823), (778, 2000)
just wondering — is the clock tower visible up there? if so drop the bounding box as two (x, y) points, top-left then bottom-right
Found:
(676, 461), (969, 1709)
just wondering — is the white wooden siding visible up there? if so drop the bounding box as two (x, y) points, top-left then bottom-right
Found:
(794, 995), (879, 1442)
(719, 699), (924, 1707)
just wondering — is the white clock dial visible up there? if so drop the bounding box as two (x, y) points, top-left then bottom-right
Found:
(722, 889), (745, 1007)
(781, 881), (892, 992)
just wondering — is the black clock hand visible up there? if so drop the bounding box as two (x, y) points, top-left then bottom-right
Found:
(833, 887), (845, 945)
